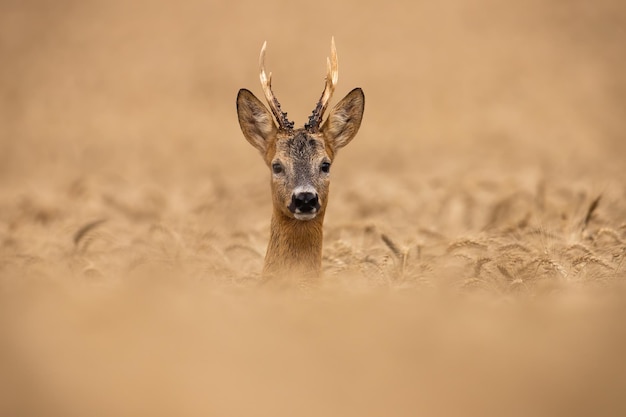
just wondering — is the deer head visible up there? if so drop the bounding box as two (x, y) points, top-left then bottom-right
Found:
(237, 38), (365, 222)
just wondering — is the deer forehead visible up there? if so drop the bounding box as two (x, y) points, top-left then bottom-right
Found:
(274, 130), (329, 163)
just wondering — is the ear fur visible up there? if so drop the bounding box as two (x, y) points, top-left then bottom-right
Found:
(321, 88), (365, 152)
(236, 89), (277, 154)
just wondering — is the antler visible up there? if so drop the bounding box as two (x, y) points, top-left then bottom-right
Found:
(305, 37), (339, 132)
(259, 41), (294, 131)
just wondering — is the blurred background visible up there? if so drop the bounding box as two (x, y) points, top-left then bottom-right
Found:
(1, 0), (625, 183)
(1, 1), (625, 416)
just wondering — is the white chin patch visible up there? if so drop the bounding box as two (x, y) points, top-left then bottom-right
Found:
(294, 212), (317, 221)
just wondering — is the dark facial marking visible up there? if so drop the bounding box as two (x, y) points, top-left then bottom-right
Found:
(284, 131), (321, 160)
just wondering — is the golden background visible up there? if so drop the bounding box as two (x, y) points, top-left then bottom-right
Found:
(1, 1), (625, 415)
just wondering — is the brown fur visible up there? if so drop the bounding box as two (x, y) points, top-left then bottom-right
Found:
(263, 207), (325, 279)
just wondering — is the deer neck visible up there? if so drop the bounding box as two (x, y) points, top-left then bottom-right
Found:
(263, 208), (325, 279)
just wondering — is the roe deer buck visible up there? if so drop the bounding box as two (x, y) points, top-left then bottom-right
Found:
(236, 38), (365, 279)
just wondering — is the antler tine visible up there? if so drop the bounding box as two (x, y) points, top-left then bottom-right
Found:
(325, 37), (339, 107)
(259, 41), (294, 131)
(305, 37), (339, 132)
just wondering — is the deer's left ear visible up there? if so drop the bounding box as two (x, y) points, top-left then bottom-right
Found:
(321, 88), (365, 152)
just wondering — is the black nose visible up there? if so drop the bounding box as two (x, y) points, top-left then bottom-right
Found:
(291, 192), (319, 213)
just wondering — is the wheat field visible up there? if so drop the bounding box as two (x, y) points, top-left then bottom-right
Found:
(1, 0), (625, 416)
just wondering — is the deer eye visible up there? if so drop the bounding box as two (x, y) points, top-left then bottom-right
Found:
(272, 162), (283, 174)
(320, 161), (331, 174)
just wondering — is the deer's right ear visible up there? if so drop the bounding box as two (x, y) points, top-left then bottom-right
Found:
(237, 89), (277, 154)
